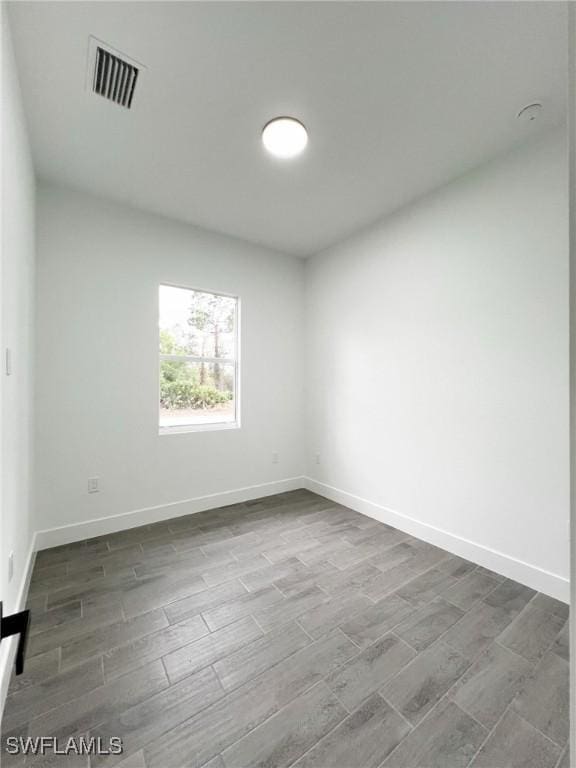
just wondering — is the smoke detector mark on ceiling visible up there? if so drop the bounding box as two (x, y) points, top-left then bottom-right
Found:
(87, 37), (145, 109)
(516, 103), (543, 123)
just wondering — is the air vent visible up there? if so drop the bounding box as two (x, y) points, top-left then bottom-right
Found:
(87, 37), (144, 110)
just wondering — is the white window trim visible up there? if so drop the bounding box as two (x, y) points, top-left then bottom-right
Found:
(158, 285), (241, 435)
(159, 421), (240, 436)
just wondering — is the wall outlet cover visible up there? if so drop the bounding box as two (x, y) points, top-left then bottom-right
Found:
(87, 477), (100, 493)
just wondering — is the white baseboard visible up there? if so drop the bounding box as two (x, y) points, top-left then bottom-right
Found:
(304, 477), (569, 603)
(0, 534), (37, 721)
(34, 477), (306, 550)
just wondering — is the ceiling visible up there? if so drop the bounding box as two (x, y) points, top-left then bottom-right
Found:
(8, 2), (567, 257)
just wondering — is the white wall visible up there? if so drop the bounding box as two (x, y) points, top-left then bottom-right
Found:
(305, 128), (569, 600)
(0, 6), (36, 711)
(568, 10), (576, 759)
(35, 184), (304, 542)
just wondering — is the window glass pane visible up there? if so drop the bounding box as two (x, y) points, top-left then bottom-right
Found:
(159, 285), (236, 359)
(160, 360), (235, 427)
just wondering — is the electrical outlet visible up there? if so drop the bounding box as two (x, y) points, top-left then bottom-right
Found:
(272, 452), (279, 464)
(8, 552), (14, 582)
(87, 477), (100, 494)
(315, 453), (321, 465)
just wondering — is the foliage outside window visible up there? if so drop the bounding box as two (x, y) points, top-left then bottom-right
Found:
(159, 285), (238, 430)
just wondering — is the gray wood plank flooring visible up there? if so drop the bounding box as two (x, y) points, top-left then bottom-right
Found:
(1, 489), (569, 767)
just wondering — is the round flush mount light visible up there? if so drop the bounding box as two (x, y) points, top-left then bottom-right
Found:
(262, 117), (308, 159)
(516, 102), (543, 123)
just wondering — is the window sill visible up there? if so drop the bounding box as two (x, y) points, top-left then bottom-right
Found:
(159, 422), (240, 436)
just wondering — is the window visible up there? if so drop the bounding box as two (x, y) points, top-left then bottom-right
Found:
(159, 284), (239, 432)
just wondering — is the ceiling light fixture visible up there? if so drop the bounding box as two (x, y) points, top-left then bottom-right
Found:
(262, 117), (308, 159)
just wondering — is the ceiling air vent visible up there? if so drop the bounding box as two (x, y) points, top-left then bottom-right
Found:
(87, 37), (144, 109)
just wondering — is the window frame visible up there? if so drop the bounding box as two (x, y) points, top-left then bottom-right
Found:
(158, 282), (241, 435)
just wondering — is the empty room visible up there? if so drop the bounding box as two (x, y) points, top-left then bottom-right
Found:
(0, 2), (572, 767)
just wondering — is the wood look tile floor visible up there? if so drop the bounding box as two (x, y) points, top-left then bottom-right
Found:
(1, 490), (570, 768)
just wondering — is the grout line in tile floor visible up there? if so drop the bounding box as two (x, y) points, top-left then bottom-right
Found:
(293, 618), (316, 643)
(381, 693), (416, 734)
(464, 696), (527, 768)
(374, 689), (480, 768)
(492, 637), (538, 664)
(554, 746), (569, 768)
